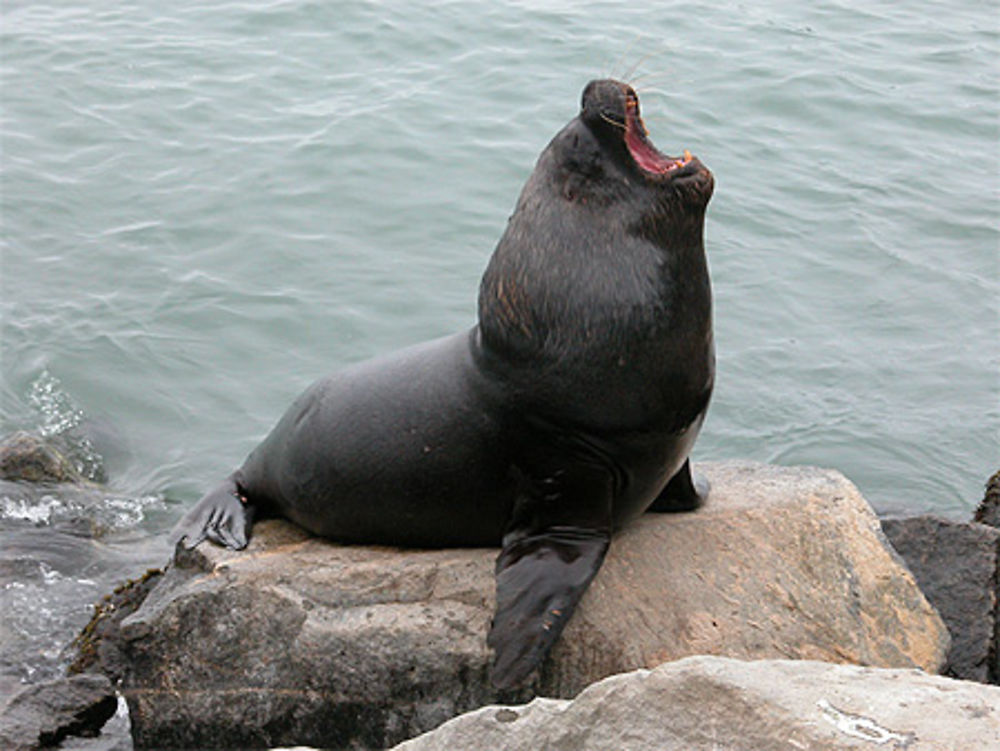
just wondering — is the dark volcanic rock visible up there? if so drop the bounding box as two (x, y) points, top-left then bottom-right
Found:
(0, 674), (117, 751)
(116, 462), (948, 750)
(975, 469), (1000, 529)
(882, 515), (999, 683)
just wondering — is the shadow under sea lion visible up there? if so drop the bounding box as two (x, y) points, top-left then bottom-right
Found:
(173, 78), (715, 688)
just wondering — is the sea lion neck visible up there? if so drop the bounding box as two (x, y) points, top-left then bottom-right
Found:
(477, 80), (713, 370)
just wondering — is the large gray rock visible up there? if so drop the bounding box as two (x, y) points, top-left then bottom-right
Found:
(118, 462), (949, 749)
(882, 515), (999, 683)
(391, 656), (1000, 751)
(0, 674), (118, 751)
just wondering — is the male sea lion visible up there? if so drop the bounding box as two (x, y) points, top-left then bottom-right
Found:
(173, 79), (715, 688)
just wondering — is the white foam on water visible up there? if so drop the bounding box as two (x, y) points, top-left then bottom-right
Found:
(0, 494), (69, 525)
(0, 490), (165, 530)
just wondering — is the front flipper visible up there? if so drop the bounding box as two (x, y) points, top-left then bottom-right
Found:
(488, 436), (616, 689)
(170, 472), (255, 551)
(488, 527), (609, 689)
(646, 458), (708, 513)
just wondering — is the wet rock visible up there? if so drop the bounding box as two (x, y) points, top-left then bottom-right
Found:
(975, 469), (1000, 529)
(117, 461), (948, 750)
(0, 674), (117, 751)
(0, 431), (86, 485)
(882, 515), (1000, 684)
(391, 656), (1000, 751)
(68, 569), (164, 684)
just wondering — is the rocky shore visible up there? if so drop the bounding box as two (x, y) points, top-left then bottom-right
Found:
(3, 460), (999, 750)
(391, 656), (999, 750)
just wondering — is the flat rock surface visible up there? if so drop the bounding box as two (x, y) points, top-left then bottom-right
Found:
(391, 655), (1000, 751)
(118, 461), (949, 749)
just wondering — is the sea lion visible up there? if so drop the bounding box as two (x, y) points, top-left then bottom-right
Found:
(173, 78), (715, 688)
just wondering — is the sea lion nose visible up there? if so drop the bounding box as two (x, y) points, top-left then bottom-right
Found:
(581, 79), (627, 110)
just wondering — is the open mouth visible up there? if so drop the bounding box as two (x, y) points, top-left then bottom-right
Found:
(623, 91), (693, 175)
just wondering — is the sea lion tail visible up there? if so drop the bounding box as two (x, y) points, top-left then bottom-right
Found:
(169, 472), (254, 552)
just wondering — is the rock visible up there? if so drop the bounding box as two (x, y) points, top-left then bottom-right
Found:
(68, 569), (164, 684)
(117, 462), (948, 749)
(975, 469), (1000, 529)
(0, 421), (114, 486)
(0, 431), (86, 485)
(0, 674), (118, 751)
(882, 515), (999, 684)
(390, 655), (1000, 751)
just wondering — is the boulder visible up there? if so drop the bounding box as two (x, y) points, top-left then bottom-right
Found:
(882, 515), (1000, 683)
(390, 655), (1000, 751)
(0, 674), (118, 751)
(0, 431), (86, 485)
(117, 462), (949, 749)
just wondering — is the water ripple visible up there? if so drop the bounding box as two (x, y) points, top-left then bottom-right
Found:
(2, 0), (997, 702)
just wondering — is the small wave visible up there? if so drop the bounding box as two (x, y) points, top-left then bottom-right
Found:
(0, 560), (104, 683)
(0, 495), (66, 525)
(0, 489), (166, 532)
(26, 370), (105, 482)
(95, 494), (167, 530)
(98, 219), (164, 237)
(28, 370), (83, 436)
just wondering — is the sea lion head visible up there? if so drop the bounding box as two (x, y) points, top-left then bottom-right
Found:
(536, 78), (714, 220)
(478, 79), (714, 383)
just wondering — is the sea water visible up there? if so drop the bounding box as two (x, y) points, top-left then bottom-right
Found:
(1, 0), (997, 744)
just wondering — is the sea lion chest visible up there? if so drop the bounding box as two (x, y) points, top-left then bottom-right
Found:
(479, 201), (713, 436)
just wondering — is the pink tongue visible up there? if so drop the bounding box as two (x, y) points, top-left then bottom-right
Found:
(625, 124), (682, 174)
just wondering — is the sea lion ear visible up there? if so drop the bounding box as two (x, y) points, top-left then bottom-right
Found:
(562, 172), (587, 202)
(487, 527), (610, 689)
(554, 126), (604, 200)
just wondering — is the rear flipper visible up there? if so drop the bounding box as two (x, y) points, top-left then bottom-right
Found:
(646, 458), (708, 513)
(488, 527), (610, 689)
(170, 472), (255, 551)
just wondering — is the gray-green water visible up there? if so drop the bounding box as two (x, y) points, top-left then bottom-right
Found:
(1, 0), (997, 739)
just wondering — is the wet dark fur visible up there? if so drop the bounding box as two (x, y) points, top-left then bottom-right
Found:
(173, 79), (715, 688)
